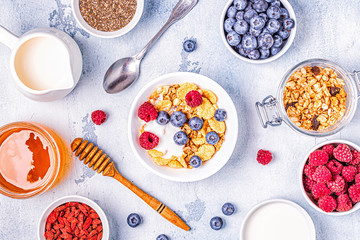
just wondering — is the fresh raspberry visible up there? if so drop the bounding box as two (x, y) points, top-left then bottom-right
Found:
(350, 149), (360, 165)
(185, 90), (203, 107)
(138, 102), (157, 122)
(341, 166), (357, 182)
(335, 182), (348, 196)
(311, 183), (331, 199)
(91, 110), (107, 125)
(304, 164), (316, 180)
(139, 132), (159, 150)
(308, 150), (329, 166)
(336, 194), (353, 212)
(312, 166), (332, 183)
(303, 177), (316, 193)
(318, 195), (337, 212)
(322, 144), (334, 158)
(327, 175), (345, 193)
(348, 185), (360, 203)
(333, 144), (352, 162)
(256, 149), (272, 165)
(355, 173), (360, 186)
(326, 160), (343, 175)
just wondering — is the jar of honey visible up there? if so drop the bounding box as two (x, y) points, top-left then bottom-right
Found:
(0, 122), (64, 198)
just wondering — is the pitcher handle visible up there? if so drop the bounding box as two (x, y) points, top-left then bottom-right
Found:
(0, 25), (19, 50)
(255, 95), (283, 128)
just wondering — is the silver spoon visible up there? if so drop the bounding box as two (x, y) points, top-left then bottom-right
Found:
(103, 0), (199, 94)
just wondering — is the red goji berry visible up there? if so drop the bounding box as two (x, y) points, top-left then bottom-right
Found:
(82, 203), (90, 211)
(54, 205), (66, 212)
(47, 212), (57, 224)
(89, 213), (99, 219)
(53, 224), (64, 230)
(96, 225), (102, 232)
(44, 231), (54, 240)
(97, 232), (102, 240)
(88, 230), (98, 237)
(89, 235), (97, 240)
(71, 221), (77, 231)
(83, 217), (92, 230)
(60, 233), (72, 239)
(74, 209), (80, 218)
(46, 222), (51, 231)
(63, 218), (70, 226)
(58, 217), (65, 225)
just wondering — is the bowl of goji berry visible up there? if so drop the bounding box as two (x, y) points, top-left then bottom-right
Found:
(38, 195), (109, 240)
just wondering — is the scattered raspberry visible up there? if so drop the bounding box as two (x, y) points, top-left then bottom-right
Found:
(341, 166), (357, 182)
(333, 144), (352, 162)
(327, 175), (345, 193)
(336, 194), (353, 212)
(348, 185), (360, 203)
(185, 90), (203, 107)
(326, 160), (343, 175)
(322, 144), (334, 158)
(308, 150), (329, 166)
(312, 183), (331, 199)
(139, 132), (159, 150)
(256, 149), (272, 165)
(138, 102), (157, 122)
(304, 164), (316, 180)
(318, 195), (337, 212)
(91, 110), (107, 125)
(303, 177), (316, 193)
(312, 166), (332, 183)
(355, 173), (360, 186)
(350, 149), (360, 165)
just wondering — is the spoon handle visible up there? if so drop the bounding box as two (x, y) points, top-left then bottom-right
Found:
(135, 0), (199, 60)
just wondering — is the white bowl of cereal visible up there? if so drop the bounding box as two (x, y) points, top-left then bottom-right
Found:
(128, 72), (238, 182)
(256, 59), (360, 137)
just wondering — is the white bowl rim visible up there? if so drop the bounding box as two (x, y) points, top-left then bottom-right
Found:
(37, 195), (110, 240)
(220, 0), (297, 64)
(71, 0), (144, 38)
(128, 72), (239, 182)
(299, 139), (360, 216)
(240, 198), (316, 240)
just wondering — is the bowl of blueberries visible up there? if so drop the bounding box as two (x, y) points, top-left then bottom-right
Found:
(221, 0), (296, 63)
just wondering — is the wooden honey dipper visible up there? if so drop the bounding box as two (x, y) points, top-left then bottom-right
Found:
(71, 138), (190, 231)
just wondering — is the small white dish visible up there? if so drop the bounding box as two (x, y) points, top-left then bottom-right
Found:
(71, 0), (144, 38)
(128, 72), (239, 182)
(220, 0), (297, 64)
(240, 199), (316, 240)
(38, 195), (109, 240)
(299, 140), (360, 216)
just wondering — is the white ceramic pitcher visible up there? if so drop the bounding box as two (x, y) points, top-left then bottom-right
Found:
(0, 26), (82, 101)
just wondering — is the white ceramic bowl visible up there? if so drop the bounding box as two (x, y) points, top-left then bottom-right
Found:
(38, 195), (110, 240)
(220, 0), (297, 64)
(299, 140), (360, 216)
(71, 0), (144, 38)
(128, 72), (239, 182)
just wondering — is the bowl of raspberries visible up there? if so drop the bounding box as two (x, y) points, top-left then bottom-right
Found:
(221, 0), (296, 63)
(301, 140), (360, 215)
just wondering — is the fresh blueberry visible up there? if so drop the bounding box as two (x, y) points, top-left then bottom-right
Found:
(250, 16), (265, 30)
(189, 156), (202, 168)
(183, 40), (196, 52)
(248, 49), (260, 60)
(127, 213), (142, 228)
(271, 46), (281, 55)
(266, 19), (281, 34)
(259, 13), (268, 22)
(258, 33), (274, 49)
(224, 18), (236, 33)
(262, 27), (270, 34)
(214, 109), (227, 121)
(206, 131), (220, 145)
(210, 217), (223, 230)
(267, 6), (281, 19)
(273, 34), (283, 47)
(156, 111), (170, 125)
(280, 8), (289, 20)
(173, 131), (188, 145)
(170, 111), (187, 127)
(271, 0), (281, 7)
(189, 117), (204, 130)
(283, 18), (295, 30)
(226, 31), (241, 46)
(242, 34), (258, 50)
(278, 28), (290, 39)
(234, 0), (248, 10)
(156, 234), (169, 240)
(260, 48), (270, 59)
(234, 20), (249, 35)
(236, 11), (245, 21)
(238, 46), (251, 57)
(245, 3), (254, 11)
(222, 203), (235, 216)
(227, 6), (237, 18)
(249, 27), (262, 37)
(244, 9), (258, 23)
(253, 0), (268, 13)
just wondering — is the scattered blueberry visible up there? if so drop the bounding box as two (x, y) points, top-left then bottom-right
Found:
(170, 111), (187, 127)
(259, 13), (268, 22)
(271, 46), (281, 55)
(242, 34), (258, 50)
(227, 31), (241, 46)
(234, 0), (248, 10)
(260, 48), (270, 59)
(156, 234), (169, 240)
(266, 19), (281, 34)
(224, 18), (236, 33)
(249, 27), (262, 37)
(278, 28), (290, 39)
(227, 6), (237, 18)
(206, 131), (220, 145)
(222, 203), (235, 216)
(283, 18), (295, 30)
(258, 33), (274, 49)
(244, 9), (258, 23)
(214, 109), (227, 121)
(267, 6), (281, 19)
(273, 34), (283, 47)
(183, 40), (196, 52)
(271, 0), (281, 7)
(127, 213), (142, 228)
(173, 131), (188, 145)
(253, 0), (268, 13)
(189, 117), (204, 131)
(234, 20), (249, 35)
(248, 49), (260, 59)
(236, 11), (245, 21)
(189, 156), (202, 168)
(156, 111), (170, 125)
(210, 217), (224, 230)
(280, 7), (289, 20)
(250, 16), (266, 30)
